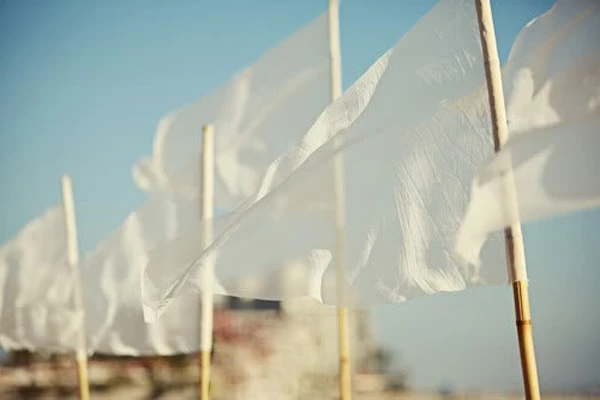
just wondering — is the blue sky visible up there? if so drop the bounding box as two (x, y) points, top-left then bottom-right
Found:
(1, 0), (598, 393)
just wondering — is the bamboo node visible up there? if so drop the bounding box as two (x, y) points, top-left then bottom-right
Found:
(516, 319), (532, 326)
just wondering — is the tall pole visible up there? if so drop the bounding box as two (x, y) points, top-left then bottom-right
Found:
(474, 1), (541, 399)
(328, 1), (352, 399)
(199, 124), (215, 400)
(60, 175), (90, 400)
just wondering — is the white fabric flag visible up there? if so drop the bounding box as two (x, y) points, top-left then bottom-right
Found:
(455, 0), (600, 265)
(133, 10), (331, 210)
(0, 206), (81, 353)
(80, 194), (225, 355)
(142, 0), (508, 319)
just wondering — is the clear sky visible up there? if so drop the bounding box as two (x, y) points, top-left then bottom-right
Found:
(1, 0), (598, 394)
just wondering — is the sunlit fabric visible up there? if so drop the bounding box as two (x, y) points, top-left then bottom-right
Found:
(133, 11), (331, 210)
(456, 0), (600, 265)
(81, 194), (226, 355)
(0, 206), (80, 352)
(142, 0), (507, 320)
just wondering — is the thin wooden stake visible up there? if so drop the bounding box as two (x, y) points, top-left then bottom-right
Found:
(474, 1), (541, 399)
(328, 0), (352, 399)
(60, 175), (90, 400)
(199, 124), (215, 400)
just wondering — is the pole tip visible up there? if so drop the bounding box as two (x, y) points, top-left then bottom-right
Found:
(61, 174), (72, 186)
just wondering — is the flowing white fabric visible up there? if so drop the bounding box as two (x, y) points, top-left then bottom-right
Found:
(0, 206), (81, 352)
(80, 194), (226, 355)
(0, 198), (224, 355)
(455, 0), (600, 265)
(133, 11), (330, 210)
(142, 0), (508, 320)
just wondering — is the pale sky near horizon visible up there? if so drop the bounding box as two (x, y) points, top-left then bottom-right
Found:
(1, 0), (598, 394)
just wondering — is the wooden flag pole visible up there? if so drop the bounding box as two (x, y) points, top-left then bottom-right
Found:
(474, 1), (541, 399)
(60, 175), (90, 400)
(199, 124), (215, 400)
(328, 1), (352, 399)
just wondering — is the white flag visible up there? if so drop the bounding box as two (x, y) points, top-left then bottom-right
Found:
(455, 0), (600, 265)
(142, 0), (508, 319)
(0, 206), (81, 352)
(133, 10), (331, 210)
(81, 194), (225, 355)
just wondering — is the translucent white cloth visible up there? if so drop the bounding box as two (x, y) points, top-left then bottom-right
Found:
(455, 0), (600, 265)
(83, 9), (333, 353)
(142, 0), (508, 320)
(81, 194), (225, 355)
(133, 11), (331, 210)
(0, 198), (220, 355)
(0, 206), (80, 352)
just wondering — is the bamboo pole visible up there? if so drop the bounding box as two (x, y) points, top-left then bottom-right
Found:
(474, 1), (541, 399)
(60, 175), (90, 400)
(328, 1), (352, 399)
(199, 124), (215, 400)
